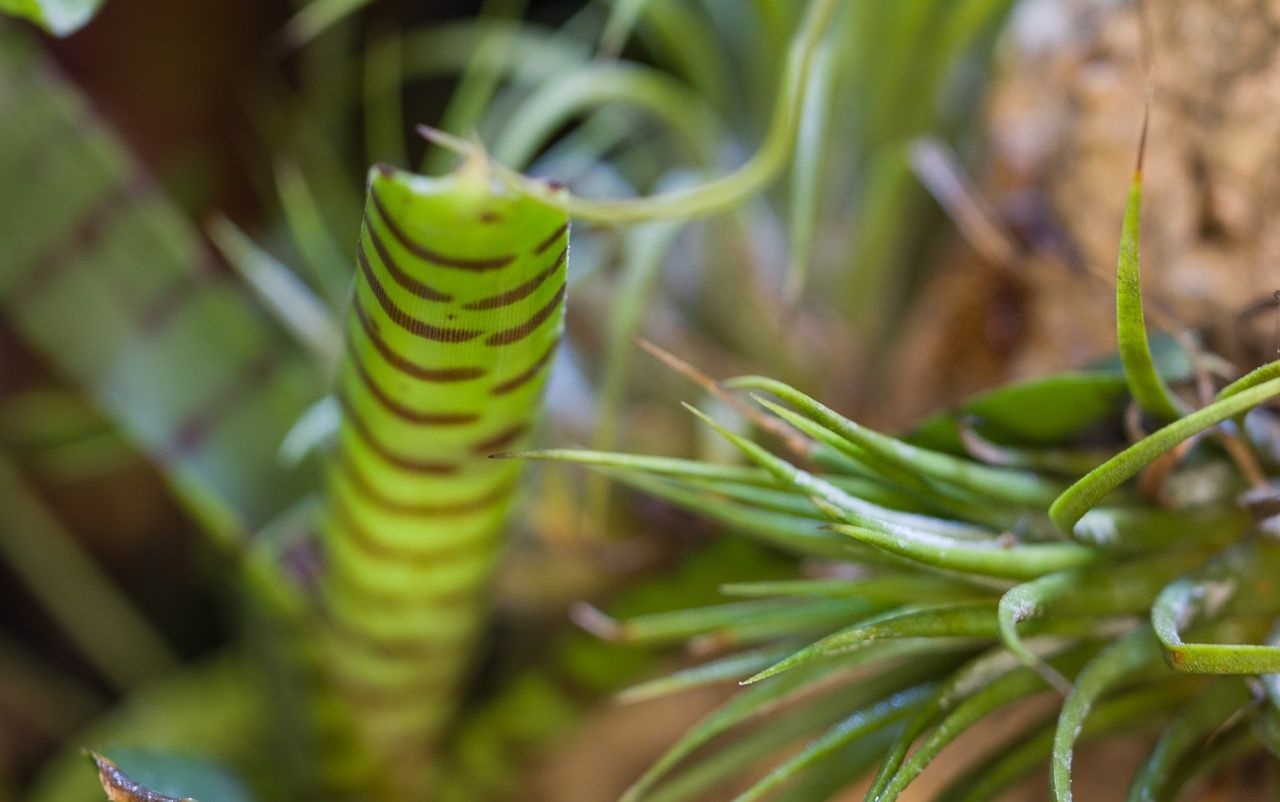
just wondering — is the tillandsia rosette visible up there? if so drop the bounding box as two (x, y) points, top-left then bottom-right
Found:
(520, 154), (1280, 800)
(315, 156), (569, 798)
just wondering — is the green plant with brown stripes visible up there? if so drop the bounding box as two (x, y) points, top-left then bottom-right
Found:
(315, 158), (569, 798)
(528, 146), (1280, 800)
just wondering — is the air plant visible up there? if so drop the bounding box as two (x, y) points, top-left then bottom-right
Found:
(524, 133), (1280, 799)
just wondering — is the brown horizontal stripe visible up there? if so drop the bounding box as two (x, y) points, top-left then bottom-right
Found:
(364, 223), (451, 302)
(357, 247), (480, 343)
(369, 187), (514, 271)
(171, 352), (277, 455)
(340, 393), (461, 475)
(491, 336), (560, 395)
(139, 253), (222, 334)
(485, 283), (566, 346)
(462, 246), (566, 311)
(470, 423), (528, 455)
(334, 447), (514, 516)
(351, 297), (485, 383)
(346, 345), (478, 426)
(533, 222), (569, 255)
(11, 174), (144, 305)
(328, 493), (492, 567)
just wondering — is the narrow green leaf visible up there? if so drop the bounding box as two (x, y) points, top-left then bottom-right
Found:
(509, 448), (773, 485)
(876, 647), (1097, 801)
(998, 550), (1215, 687)
(0, 453), (178, 691)
(1115, 166), (1187, 421)
(206, 215), (341, 366)
(282, 0), (374, 46)
(272, 158), (351, 309)
(609, 470), (895, 563)
(1049, 376), (1280, 534)
(829, 518), (1097, 580)
(1052, 628), (1168, 802)
(734, 684), (934, 802)
(720, 574), (991, 603)
(1126, 679), (1252, 802)
(608, 596), (884, 647)
(935, 682), (1192, 802)
(866, 639), (1088, 800)
(1217, 358), (1280, 402)
(617, 646), (798, 704)
(620, 640), (954, 802)
(745, 602), (998, 684)
(732, 378), (1065, 507)
(1151, 543), (1280, 673)
(682, 403), (989, 542)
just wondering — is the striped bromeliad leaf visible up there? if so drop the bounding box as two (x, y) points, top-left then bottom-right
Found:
(316, 156), (568, 797)
(0, 25), (322, 539)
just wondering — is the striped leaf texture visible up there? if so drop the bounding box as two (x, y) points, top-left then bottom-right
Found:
(0, 25), (322, 536)
(319, 159), (568, 796)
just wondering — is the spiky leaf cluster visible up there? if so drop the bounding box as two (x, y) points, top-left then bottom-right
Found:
(523, 155), (1280, 801)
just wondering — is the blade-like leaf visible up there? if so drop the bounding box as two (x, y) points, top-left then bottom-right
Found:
(1049, 376), (1280, 534)
(1125, 678), (1252, 801)
(0, 30), (322, 538)
(1151, 542), (1280, 673)
(1115, 159), (1186, 421)
(1052, 628), (1168, 802)
(317, 154), (569, 792)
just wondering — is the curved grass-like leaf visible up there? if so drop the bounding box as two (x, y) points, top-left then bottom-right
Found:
(875, 646), (1095, 802)
(935, 682), (1192, 802)
(865, 640), (1088, 800)
(1049, 376), (1280, 534)
(317, 156), (568, 793)
(1151, 543), (1280, 673)
(997, 550), (1216, 685)
(1115, 165), (1187, 421)
(1051, 628), (1168, 802)
(1125, 678), (1252, 801)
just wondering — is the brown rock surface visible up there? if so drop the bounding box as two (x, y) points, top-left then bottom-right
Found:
(882, 0), (1280, 427)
